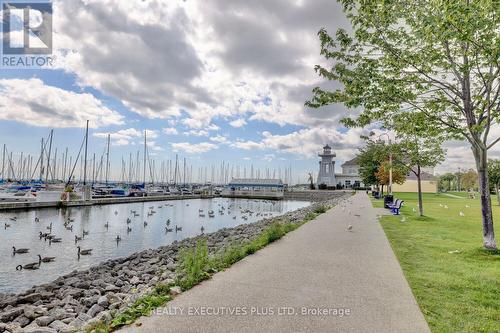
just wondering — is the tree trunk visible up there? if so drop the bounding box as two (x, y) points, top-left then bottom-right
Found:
(416, 165), (424, 216)
(472, 145), (497, 249)
(381, 184), (384, 196)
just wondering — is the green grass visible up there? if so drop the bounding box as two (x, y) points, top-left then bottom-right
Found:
(372, 192), (500, 333)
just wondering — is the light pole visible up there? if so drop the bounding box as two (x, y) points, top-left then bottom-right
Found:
(378, 133), (393, 195)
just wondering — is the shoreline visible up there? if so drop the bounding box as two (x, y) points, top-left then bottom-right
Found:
(0, 193), (350, 333)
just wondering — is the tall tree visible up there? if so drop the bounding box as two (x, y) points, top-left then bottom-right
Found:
(439, 173), (456, 192)
(357, 140), (387, 189)
(307, 0), (499, 249)
(488, 159), (500, 205)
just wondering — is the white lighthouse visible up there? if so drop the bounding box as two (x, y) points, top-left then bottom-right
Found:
(317, 144), (336, 187)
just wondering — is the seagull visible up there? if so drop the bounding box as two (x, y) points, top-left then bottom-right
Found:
(444, 205), (448, 209)
(401, 216), (406, 223)
(412, 208), (416, 212)
(439, 203), (443, 207)
(459, 211), (465, 217)
(465, 205), (470, 208)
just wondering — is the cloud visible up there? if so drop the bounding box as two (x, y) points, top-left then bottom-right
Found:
(210, 135), (229, 144)
(229, 118), (247, 128)
(0, 78), (124, 128)
(184, 129), (209, 137)
(171, 142), (218, 154)
(163, 127), (178, 135)
(93, 128), (157, 146)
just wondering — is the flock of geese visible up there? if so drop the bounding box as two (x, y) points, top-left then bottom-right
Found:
(5, 200), (281, 271)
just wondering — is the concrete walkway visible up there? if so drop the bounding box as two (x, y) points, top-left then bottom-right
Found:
(121, 193), (430, 333)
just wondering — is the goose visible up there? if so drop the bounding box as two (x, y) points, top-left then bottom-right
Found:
(67, 218), (75, 222)
(126, 218), (131, 224)
(10, 217), (17, 221)
(39, 231), (50, 239)
(134, 213), (139, 217)
(200, 226), (205, 234)
(104, 222), (109, 229)
(38, 254), (55, 263)
(143, 221), (148, 227)
(46, 223), (52, 231)
(82, 230), (89, 237)
(65, 225), (73, 231)
(127, 226), (132, 233)
(12, 247), (29, 254)
(114, 210), (118, 215)
(35, 217), (40, 222)
(233, 216), (237, 220)
(49, 238), (62, 244)
(165, 227), (173, 233)
(4, 223), (10, 229)
(16, 262), (39, 270)
(175, 225), (182, 232)
(75, 235), (82, 243)
(116, 235), (122, 242)
(166, 219), (171, 226)
(77, 246), (92, 256)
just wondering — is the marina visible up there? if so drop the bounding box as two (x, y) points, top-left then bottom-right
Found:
(0, 197), (310, 294)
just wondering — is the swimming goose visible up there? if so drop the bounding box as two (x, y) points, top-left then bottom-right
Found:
(143, 221), (148, 227)
(75, 235), (82, 243)
(82, 230), (89, 237)
(127, 226), (132, 233)
(38, 254), (55, 263)
(126, 218), (131, 224)
(49, 238), (62, 244)
(12, 247), (29, 254)
(116, 235), (122, 242)
(166, 219), (171, 226)
(16, 262), (39, 270)
(77, 246), (92, 256)
(4, 223), (10, 229)
(201, 226), (205, 234)
(165, 227), (173, 232)
(10, 217), (17, 221)
(104, 222), (109, 229)
(46, 223), (52, 231)
(175, 225), (182, 232)
(35, 217), (40, 222)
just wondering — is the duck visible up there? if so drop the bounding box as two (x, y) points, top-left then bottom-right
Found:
(165, 227), (173, 233)
(104, 222), (109, 229)
(67, 218), (75, 222)
(49, 238), (62, 244)
(143, 221), (148, 227)
(4, 223), (10, 229)
(166, 219), (171, 226)
(77, 246), (92, 256)
(34, 217), (40, 222)
(201, 226), (205, 234)
(175, 225), (182, 232)
(9, 217), (17, 221)
(74, 235), (82, 243)
(82, 230), (89, 237)
(38, 254), (55, 263)
(16, 262), (39, 270)
(12, 247), (29, 254)
(127, 226), (132, 233)
(116, 235), (122, 242)
(126, 218), (131, 224)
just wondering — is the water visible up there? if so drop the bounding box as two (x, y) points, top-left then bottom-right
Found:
(0, 198), (310, 293)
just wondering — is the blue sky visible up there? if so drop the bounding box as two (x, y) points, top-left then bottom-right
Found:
(0, 0), (480, 182)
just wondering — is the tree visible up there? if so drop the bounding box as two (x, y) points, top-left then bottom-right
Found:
(462, 169), (479, 191)
(375, 163), (407, 190)
(488, 159), (500, 205)
(439, 173), (456, 192)
(307, 1), (498, 249)
(357, 140), (388, 189)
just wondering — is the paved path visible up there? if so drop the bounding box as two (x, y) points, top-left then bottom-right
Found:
(121, 193), (430, 333)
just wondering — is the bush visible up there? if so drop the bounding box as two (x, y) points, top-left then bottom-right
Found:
(176, 240), (211, 290)
(314, 205), (327, 214)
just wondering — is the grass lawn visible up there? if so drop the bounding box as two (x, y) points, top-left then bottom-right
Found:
(372, 192), (500, 333)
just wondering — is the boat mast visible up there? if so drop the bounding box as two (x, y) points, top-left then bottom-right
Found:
(83, 120), (89, 186)
(143, 131), (147, 186)
(45, 129), (53, 183)
(174, 154), (178, 186)
(105, 133), (110, 185)
(1, 144), (5, 180)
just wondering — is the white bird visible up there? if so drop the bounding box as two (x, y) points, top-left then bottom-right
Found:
(444, 205), (448, 209)
(347, 225), (353, 232)
(412, 208), (416, 212)
(439, 203), (443, 207)
(459, 211), (465, 217)
(401, 216), (406, 223)
(465, 205), (470, 208)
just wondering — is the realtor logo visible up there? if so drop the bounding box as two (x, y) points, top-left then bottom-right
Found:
(2, 1), (52, 54)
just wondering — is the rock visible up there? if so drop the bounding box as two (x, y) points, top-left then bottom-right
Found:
(114, 279), (124, 287)
(169, 286), (182, 296)
(17, 293), (42, 304)
(130, 276), (141, 285)
(35, 316), (55, 327)
(96, 310), (112, 323)
(87, 304), (103, 318)
(13, 315), (30, 327)
(97, 296), (109, 308)
(0, 307), (23, 322)
(23, 305), (47, 320)
(23, 326), (57, 333)
(48, 320), (74, 333)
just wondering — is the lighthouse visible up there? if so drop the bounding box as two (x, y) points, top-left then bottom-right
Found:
(317, 144), (336, 187)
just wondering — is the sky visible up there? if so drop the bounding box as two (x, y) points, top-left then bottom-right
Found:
(0, 0), (493, 183)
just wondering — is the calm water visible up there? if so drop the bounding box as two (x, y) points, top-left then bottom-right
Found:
(0, 198), (309, 293)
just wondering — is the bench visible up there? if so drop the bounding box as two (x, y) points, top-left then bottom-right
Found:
(387, 199), (404, 215)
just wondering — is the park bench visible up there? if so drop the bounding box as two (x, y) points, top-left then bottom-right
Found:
(387, 199), (404, 215)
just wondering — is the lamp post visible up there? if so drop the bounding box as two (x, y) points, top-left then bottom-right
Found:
(378, 133), (393, 195)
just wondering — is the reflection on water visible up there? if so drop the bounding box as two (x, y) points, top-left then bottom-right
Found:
(0, 198), (309, 293)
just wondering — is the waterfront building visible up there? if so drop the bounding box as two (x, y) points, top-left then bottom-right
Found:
(224, 178), (285, 199)
(317, 145), (364, 189)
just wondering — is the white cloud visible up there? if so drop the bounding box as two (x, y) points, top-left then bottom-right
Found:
(184, 129), (209, 137)
(93, 128), (157, 146)
(0, 78), (124, 128)
(163, 127), (179, 135)
(210, 135), (229, 144)
(172, 142), (218, 154)
(229, 118), (247, 128)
